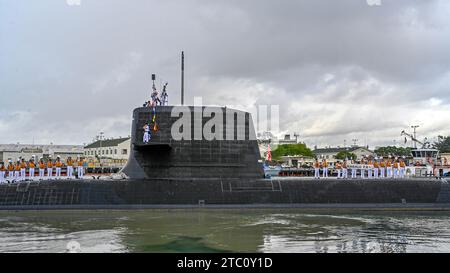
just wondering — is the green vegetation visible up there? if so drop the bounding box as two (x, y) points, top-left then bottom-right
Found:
(374, 146), (412, 157)
(434, 136), (450, 153)
(271, 143), (314, 160)
(336, 151), (357, 160)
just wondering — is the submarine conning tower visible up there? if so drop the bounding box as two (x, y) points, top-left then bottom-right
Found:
(121, 106), (264, 179)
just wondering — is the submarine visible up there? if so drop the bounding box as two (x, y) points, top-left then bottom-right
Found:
(0, 105), (450, 210)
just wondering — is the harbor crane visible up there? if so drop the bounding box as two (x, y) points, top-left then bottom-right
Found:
(401, 130), (431, 149)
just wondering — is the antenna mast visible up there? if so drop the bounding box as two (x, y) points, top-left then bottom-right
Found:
(181, 51), (184, 105)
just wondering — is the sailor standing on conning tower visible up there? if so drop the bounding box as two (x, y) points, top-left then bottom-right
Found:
(143, 123), (151, 143)
(150, 74), (161, 106)
(160, 82), (168, 106)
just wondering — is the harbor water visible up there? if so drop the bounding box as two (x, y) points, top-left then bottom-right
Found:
(0, 209), (449, 253)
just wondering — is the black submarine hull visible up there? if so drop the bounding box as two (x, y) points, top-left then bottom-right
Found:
(2, 106), (449, 210)
(1, 178), (449, 210)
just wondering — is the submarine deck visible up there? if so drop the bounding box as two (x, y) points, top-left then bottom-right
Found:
(0, 177), (449, 210)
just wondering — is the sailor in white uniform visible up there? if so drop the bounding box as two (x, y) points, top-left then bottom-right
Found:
(28, 155), (36, 180)
(342, 160), (348, 179)
(38, 158), (46, 180)
(143, 123), (151, 143)
(20, 158), (27, 181)
(314, 159), (320, 179)
(7, 160), (14, 180)
(55, 156), (62, 179)
(367, 159), (373, 179)
(161, 82), (169, 106)
(66, 156), (74, 179)
(0, 162), (5, 183)
(351, 160), (357, 179)
(360, 158), (366, 179)
(76, 156), (84, 179)
(399, 158), (406, 178)
(47, 156), (53, 180)
(322, 159), (328, 178)
(379, 158), (386, 178)
(14, 159), (21, 181)
(373, 157), (379, 178)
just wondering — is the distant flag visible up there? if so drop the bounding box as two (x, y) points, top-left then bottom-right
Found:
(267, 144), (272, 161)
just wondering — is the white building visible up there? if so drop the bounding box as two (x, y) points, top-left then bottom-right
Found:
(281, 155), (315, 168)
(0, 144), (83, 162)
(278, 134), (299, 145)
(313, 146), (376, 167)
(84, 137), (130, 159)
(257, 133), (299, 159)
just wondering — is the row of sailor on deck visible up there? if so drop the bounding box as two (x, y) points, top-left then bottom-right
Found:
(313, 157), (407, 179)
(0, 155), (85, 184)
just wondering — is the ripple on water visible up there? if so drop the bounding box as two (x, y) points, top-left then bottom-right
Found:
(0, 226), (129, 253)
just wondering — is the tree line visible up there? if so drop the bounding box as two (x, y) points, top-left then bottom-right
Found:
(269, 135), (450, 160)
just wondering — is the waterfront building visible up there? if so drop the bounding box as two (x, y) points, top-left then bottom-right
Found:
(312, 146), (375, 167)
(0, 144), (83, 162)
(278, 134), (299, 145)
(83, 137), (131, 168)
(280, 155), (315, 168)
(257, 133), (299, 159)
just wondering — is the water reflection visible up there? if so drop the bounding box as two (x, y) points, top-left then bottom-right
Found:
(0, 210), (449, 253)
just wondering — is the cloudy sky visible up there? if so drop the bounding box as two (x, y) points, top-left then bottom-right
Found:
(1, 0), (449, 148)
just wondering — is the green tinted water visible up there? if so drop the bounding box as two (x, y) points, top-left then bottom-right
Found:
(0, 209), (449, 253)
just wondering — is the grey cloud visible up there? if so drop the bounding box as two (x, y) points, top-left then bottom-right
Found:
(0, 0), (449, 147)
